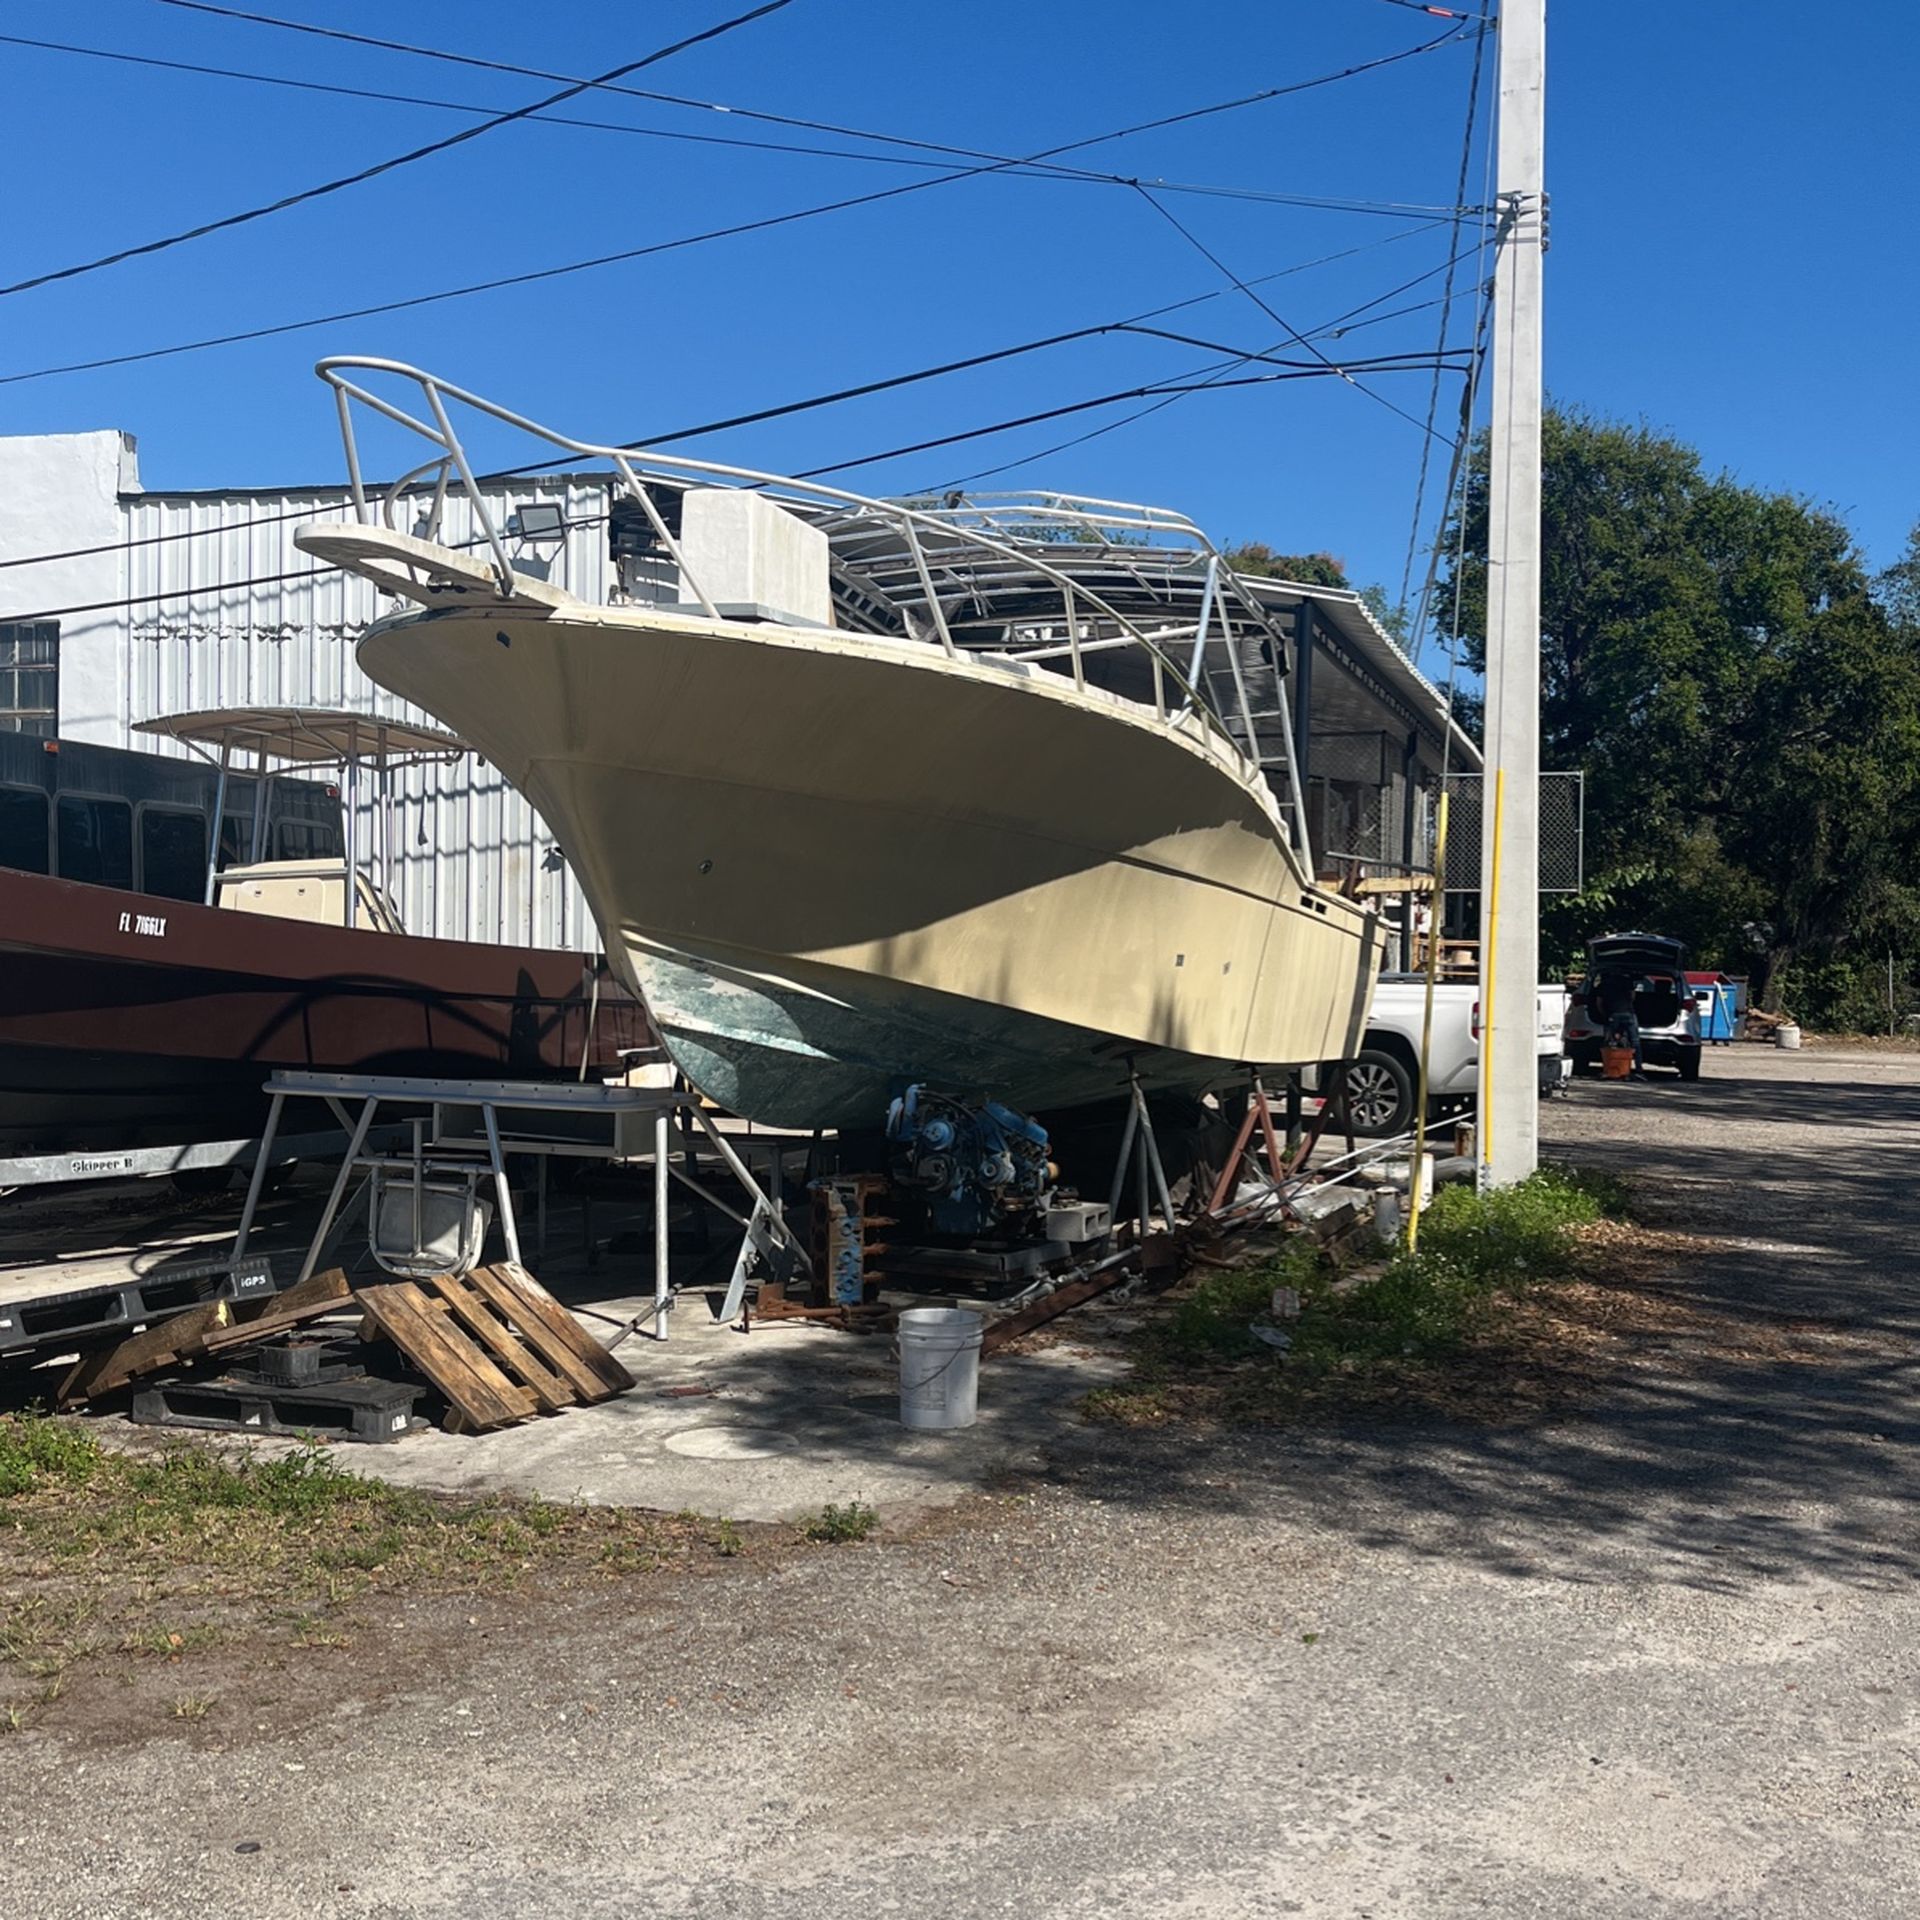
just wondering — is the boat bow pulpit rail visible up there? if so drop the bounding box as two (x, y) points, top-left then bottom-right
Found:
(311, 357), (1314, 869)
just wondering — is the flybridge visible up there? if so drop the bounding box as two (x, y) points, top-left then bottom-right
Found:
(304, 356), (1317, 870)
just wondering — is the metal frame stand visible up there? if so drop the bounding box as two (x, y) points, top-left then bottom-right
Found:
(1204, 1073), (1290, 1216)
(231, 1071), (812, 1347)
(1105, 1068), (1179, 1244)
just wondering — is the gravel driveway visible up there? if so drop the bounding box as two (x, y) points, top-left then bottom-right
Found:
(5, 1044), (1917, 1917)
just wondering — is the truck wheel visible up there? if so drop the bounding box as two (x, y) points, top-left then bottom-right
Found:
(1344, 1049), (1415, 1137)
(1676, 1050), (1701, 1082)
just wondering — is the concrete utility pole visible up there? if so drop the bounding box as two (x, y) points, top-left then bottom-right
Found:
(1477, 0), (1546, 1187)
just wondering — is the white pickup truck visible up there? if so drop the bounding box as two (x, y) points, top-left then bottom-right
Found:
(1339, 974), (1570, 1137)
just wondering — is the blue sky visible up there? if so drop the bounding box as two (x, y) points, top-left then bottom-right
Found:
(4, 0), (1915, 644)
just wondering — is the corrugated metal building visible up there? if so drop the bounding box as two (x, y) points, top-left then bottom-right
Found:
(0, 428), (612, 951)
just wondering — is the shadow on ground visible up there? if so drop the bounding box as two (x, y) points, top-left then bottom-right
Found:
(8, 1047), (1916, 1583)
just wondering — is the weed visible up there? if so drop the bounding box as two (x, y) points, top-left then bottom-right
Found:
(2, 1703), (25, 1733)
(711, 1519), (744, 1558)
(1093, 1168), (1616, 1423)
(1157, 1242), (1323, 1363)
(288, 1616), (351, 1650)
(0, 1410), (101, 1499)
(172, 1693), (215, 1721)
(804, 1501), (879, 1544)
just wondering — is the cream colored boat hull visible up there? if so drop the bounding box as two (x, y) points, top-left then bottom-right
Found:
(357, 603), (1384, 1127)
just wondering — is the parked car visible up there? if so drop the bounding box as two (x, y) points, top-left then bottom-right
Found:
(1564, 932), (1702, 1080)
(1339, 974), (1569, 1137)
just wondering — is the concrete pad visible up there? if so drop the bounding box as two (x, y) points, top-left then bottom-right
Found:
(352, 1279), (1128, 1523)
(4, 1170), (1131, 1524)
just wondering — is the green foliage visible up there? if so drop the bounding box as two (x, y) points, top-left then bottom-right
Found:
(804, 1500), (879, 1544)
(1289, 1167), (1606, 1372)
(1441, 408), (1920, 1021)
(1226, 543), (1349, 588)
(0, 1412), (101, 1499)
(119, 1439), (398, 1521)
(1158, 1241), (1321, 1361)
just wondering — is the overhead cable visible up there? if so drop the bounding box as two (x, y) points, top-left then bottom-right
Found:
(0, 0), (800, 297)
(153, 0), (1471, 199)
(0, 58), (1483, 390)
(925, 243), (1482, 490)
(0, 32), (1478, 222)
(1396, 14), (1491, 627)
(5, 355), (1467, 622)
(0, 224), (1451, 574)
(1132, 186), (1456, 444)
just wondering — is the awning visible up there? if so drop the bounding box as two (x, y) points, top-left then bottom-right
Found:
(135, 705), (469, 766)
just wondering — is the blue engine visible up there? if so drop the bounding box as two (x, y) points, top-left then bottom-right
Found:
(884, 1085), (1053, 1237)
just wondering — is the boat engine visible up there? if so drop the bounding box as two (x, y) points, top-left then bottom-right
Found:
(884, 1085), (1052, 1237)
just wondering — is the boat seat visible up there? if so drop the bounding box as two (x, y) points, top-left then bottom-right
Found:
(294, 522), (578, 612)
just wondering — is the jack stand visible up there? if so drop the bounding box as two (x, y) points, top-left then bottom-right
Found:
(1202, 1068), (1359, 1224)
(1205, 1072), (1289, 1216)
(1104, 1067), (1180, 1250)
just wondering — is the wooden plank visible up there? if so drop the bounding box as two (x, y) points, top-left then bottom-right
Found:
(194, 1269), (355, 1354)
(358, 1281), (537, 1431)
(456, 1267), (608, 1402)
(466, 1264), (634, 1400)
(58, 1298), (234, 1406)
(420, 1273), (575, 1413)
(56, 1267), (351, 1406)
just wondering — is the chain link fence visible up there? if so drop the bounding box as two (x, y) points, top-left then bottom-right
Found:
(1307, 730), (1399, 866)
(1440, 770), (1584, 892)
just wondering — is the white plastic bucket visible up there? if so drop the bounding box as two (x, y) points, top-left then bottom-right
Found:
(896, 1307), (984, 1431)
(1776, 1023), (1803, 1050)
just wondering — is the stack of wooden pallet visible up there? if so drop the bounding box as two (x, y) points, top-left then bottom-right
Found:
(59, 1261), (634, 1437)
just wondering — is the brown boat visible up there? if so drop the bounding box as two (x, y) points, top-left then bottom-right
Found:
(0, 711), (647, 1159)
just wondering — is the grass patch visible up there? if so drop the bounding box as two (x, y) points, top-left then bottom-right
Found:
(1090, 1165), (1623, 1426)
(0, 1410), (756, 1722)
(804, 1500), (879, 1544)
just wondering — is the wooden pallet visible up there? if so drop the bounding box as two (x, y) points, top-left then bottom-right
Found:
(357, 1262), (634, 1433)
(57, 1268), (352, 1407)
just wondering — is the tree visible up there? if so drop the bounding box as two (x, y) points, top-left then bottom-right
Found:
(1225, 544), (1349, 589)
(1440, 406), (1920, 1018)
(1225, 545), (1409, 642)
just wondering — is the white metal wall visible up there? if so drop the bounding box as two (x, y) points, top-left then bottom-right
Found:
(110, 479), (614, 952)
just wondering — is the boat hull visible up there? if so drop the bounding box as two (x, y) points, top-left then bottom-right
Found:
(0, 868), (649, 1156)
(358, 602), (1383, 1129)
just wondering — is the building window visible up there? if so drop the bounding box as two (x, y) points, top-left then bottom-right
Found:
(0, 622), (58, 736)
(139, 805), (209, 901)
(0, 786), (50, 874)
(56, 794), (134, 890)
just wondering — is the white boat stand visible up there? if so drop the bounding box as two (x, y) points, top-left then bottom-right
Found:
(230, 1071), (813, 1344)
(1105, 1067), (1180, 1239)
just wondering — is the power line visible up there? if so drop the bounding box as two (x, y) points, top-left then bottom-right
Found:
(154, 0), (1473, 210)
(1132, 185), (1457, 445)
(0, 223), (1451, 576)
(5, 353), (1466, 622)
(1396, 14), (1492, 625)
(0, 51), (1481, 391)
(793, 356), (1468, 478)
(0, 31), (1476, 223)
(922, 245), (1483, 491)
(0, 1), (799, 298)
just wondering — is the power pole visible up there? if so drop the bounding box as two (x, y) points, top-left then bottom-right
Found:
(1477, 0), (1546, 1187)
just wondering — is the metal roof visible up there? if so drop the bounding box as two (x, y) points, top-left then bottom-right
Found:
(1234, 576), (1482, 771)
